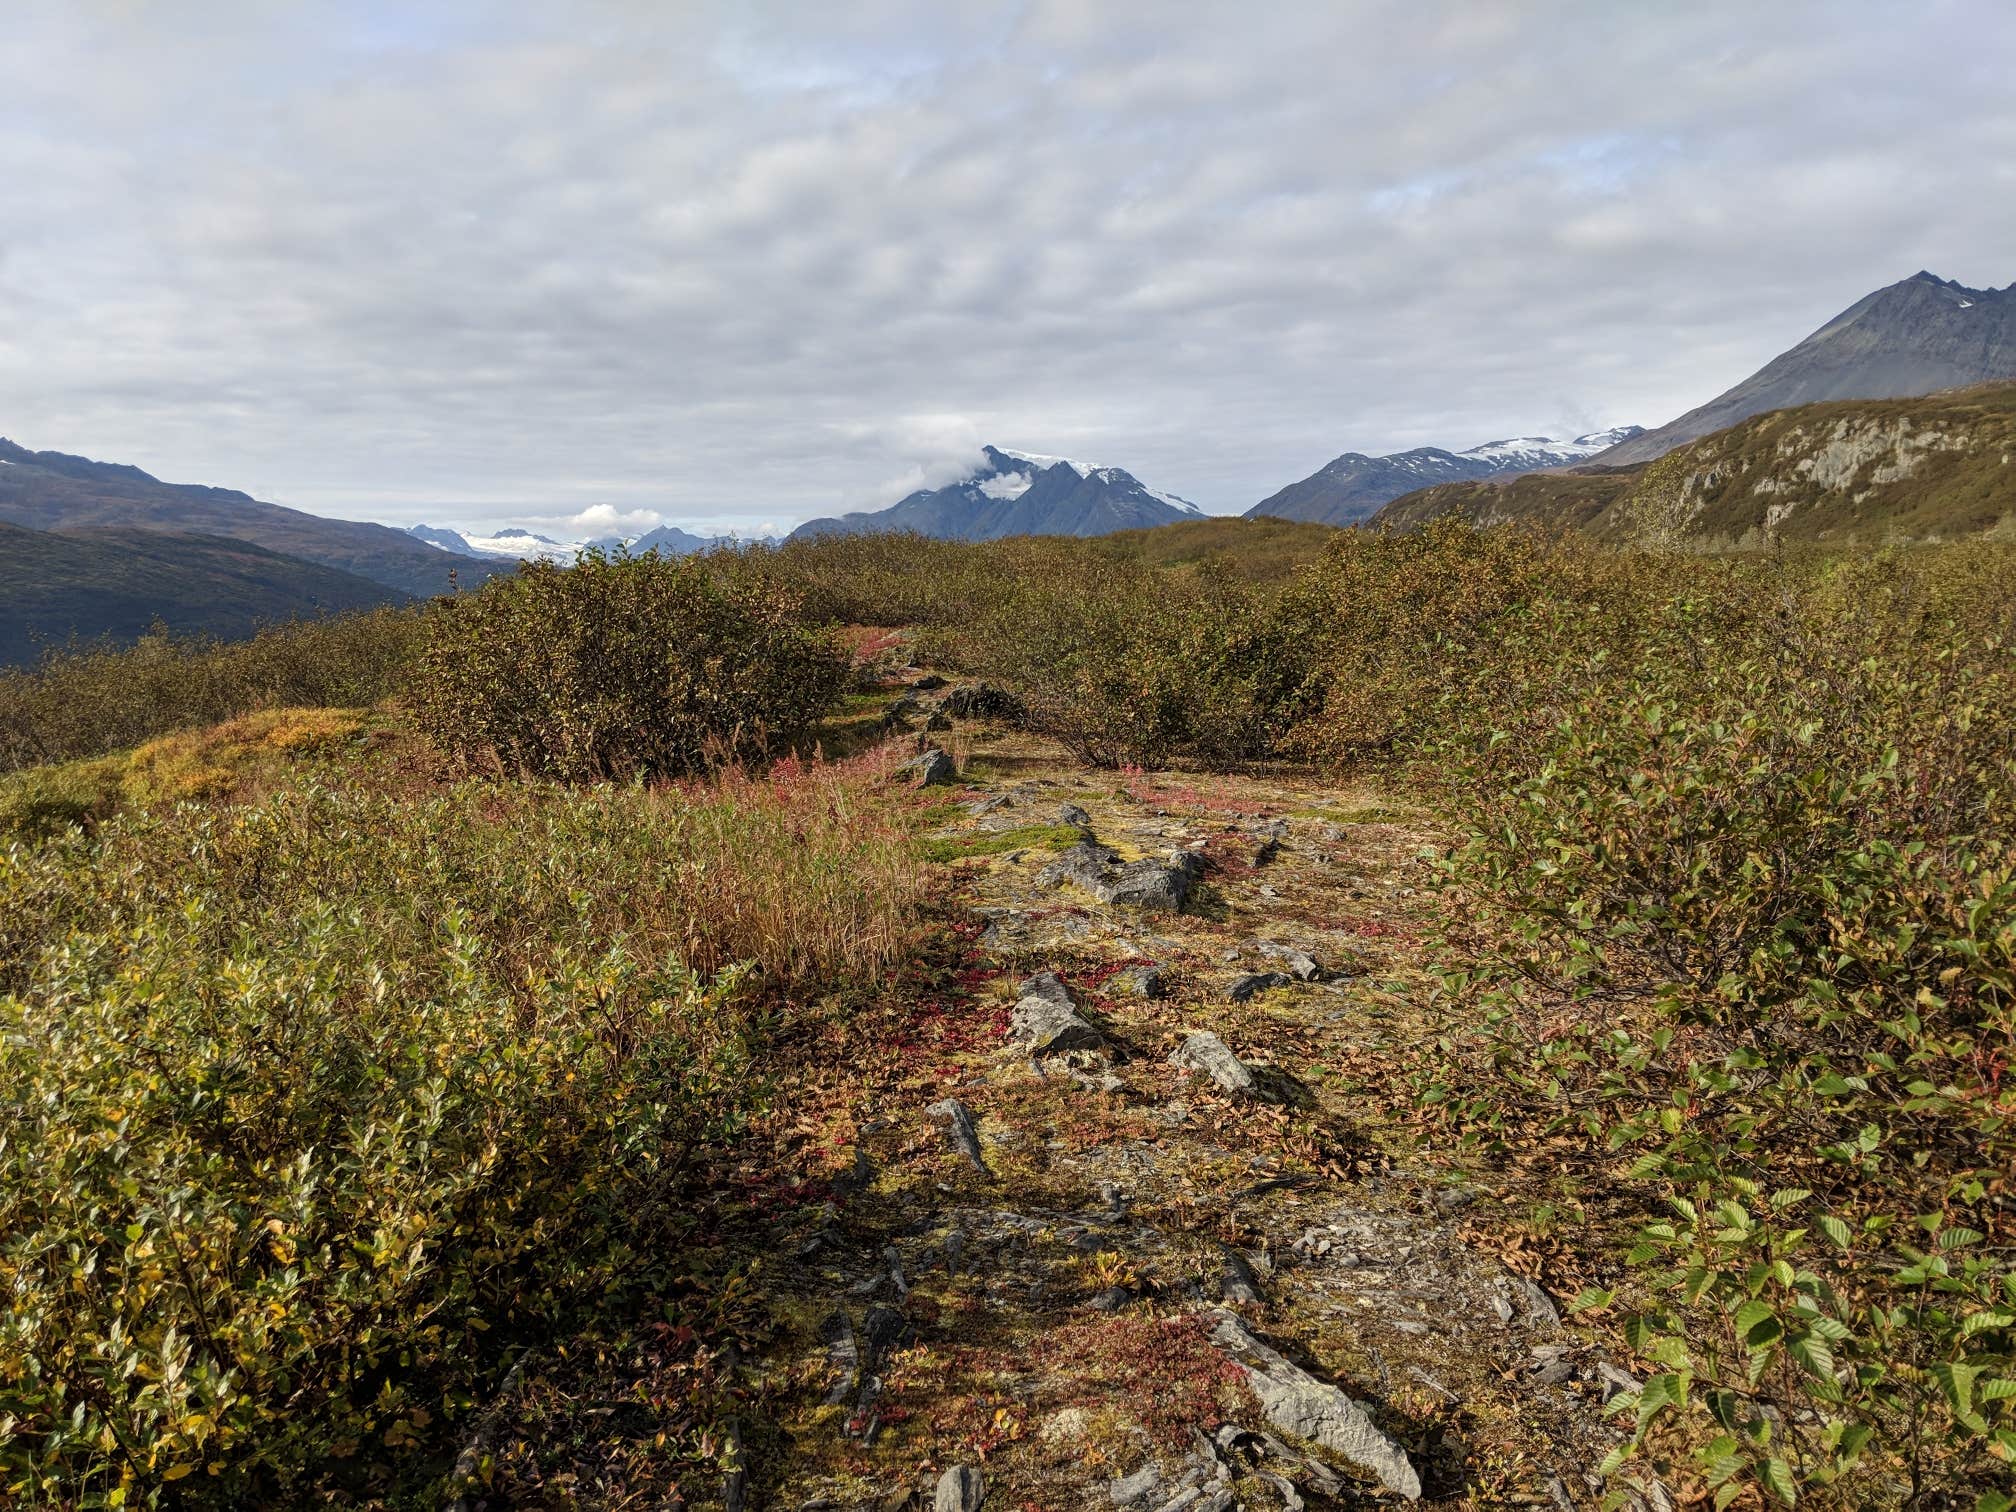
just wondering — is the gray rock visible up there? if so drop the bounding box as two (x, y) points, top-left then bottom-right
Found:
(926, 1098), (989, 1174)
(1228, 971), (1291, 1003)
(1059, 802), (1093, 829)
(967, 794), (1012, 816)
(1115, 963), (1170, 998)
(1039, 842), (1200, 912)
(1594, 1360), (1642, 1402)
(1039, 840), (1121, 891)
(1019, 970), (1076, 1008)
(1257, 942), (1323, 981)
(925, 710), (952, 732)
(1512, 1276), (1561, 1328)
(1010, 972), (1104, 1054)
(1208, 1310), (1422, 1500)
(821, 1308), (859, 1403)
(1259, 1472), (1304, 1511)
(1219, 1245), (1266, 1304)
(933, 1465), (984, 1512)
(1170, 1031), (1261, 1099)
(1106, 851), (1202, 911)
(912, 674), (948, 691)
(899, 748), (957, 787)
(1109, 1466), (1163, 1506)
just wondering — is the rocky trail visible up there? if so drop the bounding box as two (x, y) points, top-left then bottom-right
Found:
(692, 670), (1675, 1512)
(486, 671), (1670, 1511)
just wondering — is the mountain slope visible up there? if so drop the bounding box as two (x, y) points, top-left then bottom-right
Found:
(1597, 272), (2016, 465)
(0, 439), (507, 597)
(1370, 383), (2016, 544)
(623, 524), (725, 555)
(1248, 428), (1643, 526)
(0, 523), (409, 667)
(789, 446), (1204, 542)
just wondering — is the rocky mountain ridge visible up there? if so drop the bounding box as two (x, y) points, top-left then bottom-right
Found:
(1246, 427), (1645, 526)
(1595, 271), (2016, 465)
(1370, 382), (2016, 545)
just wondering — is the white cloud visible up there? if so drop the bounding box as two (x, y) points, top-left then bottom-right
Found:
(562, 503), (664, 537)
(1, 1), (2011, 532)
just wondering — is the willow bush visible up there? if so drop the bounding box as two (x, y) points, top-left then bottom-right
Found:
(410, 549), (848, 782)
(0, 758), (923, 1505)
(1410, 547), (2016, 1508)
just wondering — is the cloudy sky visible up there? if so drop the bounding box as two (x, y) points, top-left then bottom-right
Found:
(4, 1), (2013, 537)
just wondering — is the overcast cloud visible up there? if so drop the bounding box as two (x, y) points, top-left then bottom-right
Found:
(3, 0), (2012, 535)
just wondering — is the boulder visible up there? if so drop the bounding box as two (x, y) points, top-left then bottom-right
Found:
(933, 1465), (984, 1512)
(898, 748), (957, 787)
(912, 674), (948, 691)
(1059, 802), (1093, 829)
(1169, 1031), (1261, 1099)
(1208, 1310), (1421, 1500)
(1039, 842), (1201, 912)
(1010, 971), (1104, 1054)
(1106, 851), (1202, 910)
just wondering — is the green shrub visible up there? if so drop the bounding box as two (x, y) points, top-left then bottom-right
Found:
(411, 550), (849, 782)
(0, 608), (422, 775)
(926, 540), (1313, 769)
(0, 757), (923, 1504)
(1412, 548), (2016, 1507)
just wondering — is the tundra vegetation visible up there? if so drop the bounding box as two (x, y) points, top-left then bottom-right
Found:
(0, 521), (2009, 1509)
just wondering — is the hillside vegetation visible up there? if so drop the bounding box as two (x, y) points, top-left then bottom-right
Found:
(0, 528), (2010, 1509)
(0, 437), (508, 598)
(1372, 382), (2016, 546)
(0, 522), (408, 667)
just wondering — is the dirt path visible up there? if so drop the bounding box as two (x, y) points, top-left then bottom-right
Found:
(740, 685), (1656, 1512)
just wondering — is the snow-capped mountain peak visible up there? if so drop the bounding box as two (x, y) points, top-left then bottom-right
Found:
(1248, 424), (1648, 526)
(790, 444), (1206, 542)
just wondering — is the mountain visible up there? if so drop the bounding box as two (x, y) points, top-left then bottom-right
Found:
(789, 446), (1205, 542)
(0, 439), (506, 598)
(621, 524), (726, 555)
(0, 522), (408, 667)
(1246, 427), (1644, 526)
(407, 524), (482, 556)
(1596, 272), (2016, 466)
(1369, 382), (2016, 545)
(409, 522), (729, 560)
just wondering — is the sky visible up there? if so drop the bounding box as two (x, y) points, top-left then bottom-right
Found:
(3, 1), (2013, 539)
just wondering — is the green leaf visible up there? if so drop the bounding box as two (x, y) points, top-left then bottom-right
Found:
(1938, 1227), (1986, 1250)
(1761, 1456), (1798, 1506)
(1817, 1215), (1852, 1250)
(1788, 1332), (1836, 1386)
(1733, 1299), (1782, 1351)
(1931, 1360), (1980, 1417)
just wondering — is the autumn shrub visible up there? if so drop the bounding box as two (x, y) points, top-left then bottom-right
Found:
(0, 607), (422, 774)
(411, 549), (849, 781)
(927, 544), (1308, 768)
(1411, 544), (2016, 1508)
(0, 758), (922, 1505)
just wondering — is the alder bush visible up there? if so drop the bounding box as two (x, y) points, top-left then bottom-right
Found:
(411, 549), (849, 781)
